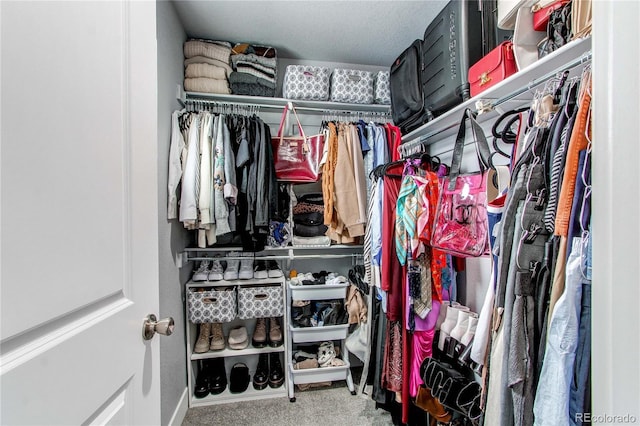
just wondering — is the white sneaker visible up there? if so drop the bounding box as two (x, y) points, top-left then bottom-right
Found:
(239, 257), (254, 280)
(192, 260), (211, 281)
(208, 259), (224, 281)
(224, 258), (240, 281)
(266, 260), (283, 278)
(253, 260), (268, 279)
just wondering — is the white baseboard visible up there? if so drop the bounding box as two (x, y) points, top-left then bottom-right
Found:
(168, 388), (189, 426)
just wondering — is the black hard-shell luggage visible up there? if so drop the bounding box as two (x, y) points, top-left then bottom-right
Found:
(421, 0), (485, 119)
(389, 40), (428, 134)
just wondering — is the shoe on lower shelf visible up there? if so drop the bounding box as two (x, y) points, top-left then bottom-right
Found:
(224, 257), (240, 281)
(268, 317), (283, 347)
(209, 357), (227, 395)
(253, 260), (268, 279)
(194, 360), (212, 398)
(228, 326), (248, 350)
(238, 257), (254, 280)
(210, 322), (225, 351)
(268, 353), (284, 388)
(194, 323), (211, 354)
(253, 353), (269, 391)
(229, 362), (250, 393)
(208, 259), (224, 281)
(192, 260), (211, 282)
(266, 260), (283, 278)
(252, 318), (267, 348)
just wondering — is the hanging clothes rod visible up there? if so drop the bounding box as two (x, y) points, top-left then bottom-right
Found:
(177, 86), (391, 116)
(399, 50), (592, 156)
(183, 98), (391, 116)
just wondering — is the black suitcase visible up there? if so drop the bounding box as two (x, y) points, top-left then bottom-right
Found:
(390, 40), (429, 134)
(390, 1), (512, 134)
(421, 0), (485, 119)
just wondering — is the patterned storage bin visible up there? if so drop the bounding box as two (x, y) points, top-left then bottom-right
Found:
(187, 287), (236, 324)
(237, 285), (284, 319)
(330, 69), (374, 104)
(374, 71), (391, 105)
(282, 65), (331, 101)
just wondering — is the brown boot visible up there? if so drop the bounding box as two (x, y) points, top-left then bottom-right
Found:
(268, 317), (283, 347)
(210, 322), (225, 351)
(194, 323), (211, 353)
(252, 318), (267, 348)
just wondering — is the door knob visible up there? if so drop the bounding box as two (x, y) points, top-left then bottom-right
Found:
(143, 314), (175, 341)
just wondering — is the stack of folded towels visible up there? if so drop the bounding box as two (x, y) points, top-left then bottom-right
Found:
(229, 43), (277, 97)
(183, 39), (233, 94)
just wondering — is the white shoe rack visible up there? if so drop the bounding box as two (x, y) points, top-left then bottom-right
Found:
(286, 280), (356, 402)
(185, 277), (289, 407)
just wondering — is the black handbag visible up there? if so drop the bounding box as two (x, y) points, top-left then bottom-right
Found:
(538, 1), (572, 58)
(390, 39), (428, 134)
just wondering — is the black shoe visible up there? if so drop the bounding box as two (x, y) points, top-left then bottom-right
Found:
(229, 362), (250, 393)
(209, 357), (227, 395)
(268, 353), (285, 388)
(253, 260), (268, 279)
(266, 260), (283, 278)
(253, 354), (269, 390)
(194, 360), (212, 398)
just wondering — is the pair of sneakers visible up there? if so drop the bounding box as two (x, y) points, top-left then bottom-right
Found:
(192, 260), (224, 282)
(253, 260), (283, 279)
(223, 254), (253, 280)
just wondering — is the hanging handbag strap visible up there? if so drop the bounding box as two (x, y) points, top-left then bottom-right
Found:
(276, 104), (307, 139)
(448, 109), (492, 190)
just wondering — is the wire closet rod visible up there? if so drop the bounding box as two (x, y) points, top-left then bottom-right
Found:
(401, 50), (592, 155)
(188, 253), (363, 262)
(184, 97), (391, 117)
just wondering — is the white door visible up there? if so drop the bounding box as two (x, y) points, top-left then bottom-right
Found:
(1, 1), (162, 425)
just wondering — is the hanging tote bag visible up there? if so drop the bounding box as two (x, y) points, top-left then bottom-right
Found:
(431, 109), (492, 257)
(271, 105), (325, 183)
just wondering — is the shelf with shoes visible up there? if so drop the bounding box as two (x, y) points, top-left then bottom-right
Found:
(285, 271), (355, 402)
(185, 270), (290, 407)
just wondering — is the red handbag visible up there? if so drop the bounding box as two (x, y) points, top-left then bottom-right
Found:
(271, 105), (325, 182)
(532, 0), (571, 31)
(468, 41), (518, 98)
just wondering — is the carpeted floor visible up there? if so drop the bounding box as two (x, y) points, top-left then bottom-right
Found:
(182, 368), (394, 426)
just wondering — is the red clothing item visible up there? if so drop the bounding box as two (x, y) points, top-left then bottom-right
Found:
(384, 124), (403, 162)
(381, 164), (404, 321)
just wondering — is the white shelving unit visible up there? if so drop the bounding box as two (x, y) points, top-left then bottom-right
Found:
(185, 277), (289, 407)
(286, 280), (356, 402)
(400, 37), (592, 151)
(178, 88), (392, 115)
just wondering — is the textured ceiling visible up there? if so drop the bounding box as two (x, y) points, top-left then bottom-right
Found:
(171, 0), (448, 67)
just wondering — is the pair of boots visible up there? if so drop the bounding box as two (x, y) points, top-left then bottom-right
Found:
(194, 323), (225, 353)
(194, 358), (227, 398)
(252, 317), (283, 348)
(253, 353), (284, 390)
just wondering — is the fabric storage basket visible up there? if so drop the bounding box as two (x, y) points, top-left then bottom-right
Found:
(282, 65), (331, 101)
(187, 287), (236, 324)
(330, 69), (374, 104)
(374, 71), (391, 104)
(237, 284), (284, 319)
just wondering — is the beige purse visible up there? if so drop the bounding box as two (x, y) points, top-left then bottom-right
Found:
(572, 0), (593, 38)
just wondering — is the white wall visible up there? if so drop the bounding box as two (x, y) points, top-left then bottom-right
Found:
(156, 2), (191, 425)
(592, 0), (640, 420)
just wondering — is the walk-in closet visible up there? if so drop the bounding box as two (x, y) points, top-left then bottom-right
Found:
(1, 1), (638, 426)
